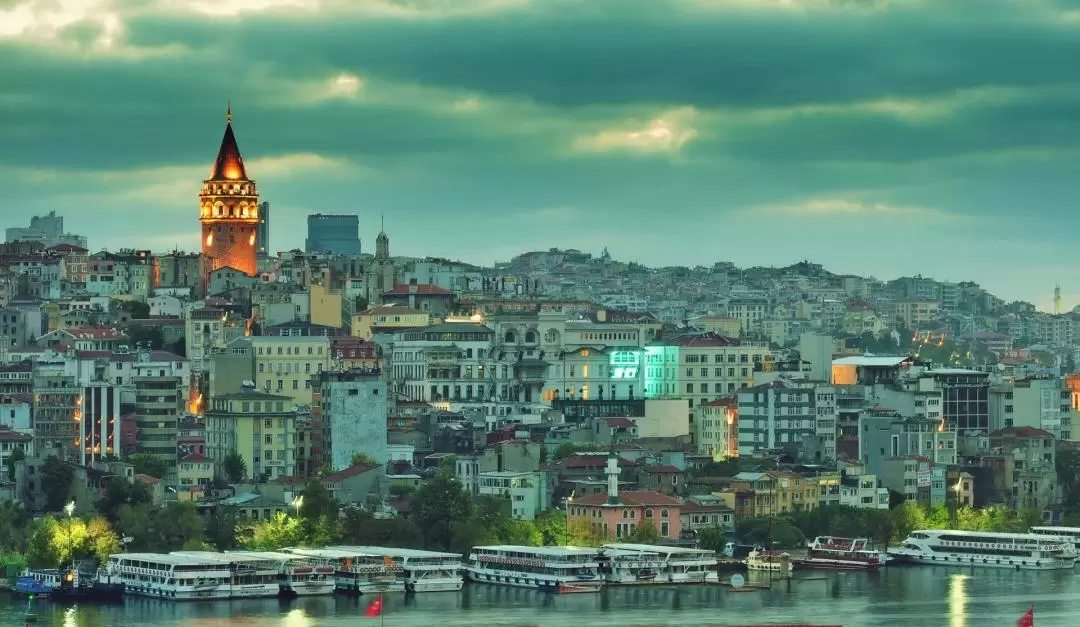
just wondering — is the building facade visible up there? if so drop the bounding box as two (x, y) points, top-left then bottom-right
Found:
(305, 214), (361, 256)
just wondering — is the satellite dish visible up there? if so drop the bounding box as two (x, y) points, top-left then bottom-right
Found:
(730, 573), (745, 589)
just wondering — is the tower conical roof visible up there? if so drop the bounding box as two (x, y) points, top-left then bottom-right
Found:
(209, 107), (249, 181)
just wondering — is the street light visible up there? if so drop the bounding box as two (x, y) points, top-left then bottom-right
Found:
(64, 501), (75, 518)
(291, 495), (304, 516)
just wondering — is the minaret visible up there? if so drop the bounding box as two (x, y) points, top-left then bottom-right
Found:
(199, 104), (260, 294)
(605, 442), (620, 505)
(375, 213), (390, 260)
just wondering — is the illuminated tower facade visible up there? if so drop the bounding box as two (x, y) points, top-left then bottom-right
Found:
(199, 106), (259, 293)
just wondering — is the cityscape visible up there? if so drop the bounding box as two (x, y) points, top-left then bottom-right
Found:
(6, 1), (1080, 624)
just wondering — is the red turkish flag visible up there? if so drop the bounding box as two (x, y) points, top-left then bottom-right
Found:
(1017, 606), (1033, 627)
(365, 594), (383, 618)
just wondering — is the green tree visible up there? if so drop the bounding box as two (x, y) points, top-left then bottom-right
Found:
(117, 300), (150, 319)
(150, 502), (205, 551)
(96, 476), (151, 523)
(0, 501), (31, 552)
(205, 506), (239, 551)
(26, 516), (119, 568)
(40, 456), (74, 512)
(625, 521), (660, 543)
(298, 479), (340, 522)
(695, 526), (729, 552)
(6, 448), (24, 482)
(409, 471), (474, 551)
(126, 453), (169, 479)
(340, 509), (424, 548)
(246, 512), (306, 550)
(222, 452), (247, 483)
(351, 453), (379, 467)
(552, 442), (599, 460)
(889, 502), (926, 540)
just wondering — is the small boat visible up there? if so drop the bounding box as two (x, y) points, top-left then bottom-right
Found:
(794, 536), (888, 571)
(745, 548), (794, 577)
(15, 569), (61, 597)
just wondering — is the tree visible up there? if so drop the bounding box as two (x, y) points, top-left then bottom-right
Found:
(125, 324), (165, 350)
(96, 476), (151, 523)
(126, 453), (169, 479)
(117, 300), (151, 319)
(246, 512), (306, 550)
(27, 516), (119, 568)
(299, 479), (340, 522)
(409, 471), (474, 551)
(351, 453), (379, 467)
(40, 456), (74, 512)
(695, 526), (729, 553)
(625, 521), (660, 544)
(205, 506), (239, 551)
(0, 501), (31, 553)
(222, 452), (247, 483)
(340, 509), (424, 548)
(552, 442), (599, 460)
(6, 448), (24, 482)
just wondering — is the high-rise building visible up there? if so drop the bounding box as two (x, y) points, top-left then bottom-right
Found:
(199, 106), (260, 294)
(6, 211), (87, 249)
(316, 369), (387, 470)
(305, 214), (361, 256)
(256, 201), (271, 259)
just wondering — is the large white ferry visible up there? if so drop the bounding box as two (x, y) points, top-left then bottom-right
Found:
(336, 546), (463, 592)
(466, 545), (603, 593)
(283, 547), (404, 595)
(1031, 526), (1080, 549)
(225, 551), (335, 596)
(889, 530), (1077, 570)
(598, 543), (718, 585)
(107, 552), (285, 600)
(169, 551), (285, 598)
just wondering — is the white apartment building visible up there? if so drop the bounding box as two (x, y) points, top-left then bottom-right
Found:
(726, 299), (769, 336)
(644, 333), (772, 409)
(990, 375), (1072, 440)
(473, 470), (547, 520)
(694, 397), (737, 458)
(737, 379), (819, 456)
(838, 472), (890, 510)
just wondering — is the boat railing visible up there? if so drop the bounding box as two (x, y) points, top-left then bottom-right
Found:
(938, 539), (1064, 552)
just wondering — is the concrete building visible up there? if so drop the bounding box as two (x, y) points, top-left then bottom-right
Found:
(251, 335), (331, 405)
(858, 411), (957, 477)
(6, 211), (87, 249)
(204, 384), (299, 480)
(317, 369), (388, 470)
(694, 397), (737, 458)
(737, 379), (818, 457)
(474, 470), (549, 520)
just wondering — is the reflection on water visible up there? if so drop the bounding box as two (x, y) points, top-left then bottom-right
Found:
(3, 568), (1079, 626)
(948, 574), (968, 627)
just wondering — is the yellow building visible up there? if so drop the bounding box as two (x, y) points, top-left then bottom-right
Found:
(251, 335), (331, 405)
(205, 387), (299, 480)
(893, 299), (941, 329)
(309, 283), (343, 329)
(178, 452), (216, 501)
(695, 316), (742, 338)
(726, 471), (819, 517)
(348, 305), (430, 339)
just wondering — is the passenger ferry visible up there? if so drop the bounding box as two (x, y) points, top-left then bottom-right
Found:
(336, 546), (463, 592)
(283, 547), (404, 595)
(466, 545), (603, 593)
(169, 551), (285, 598)
(794, 536), (888, 570)
(108, 553), (232, 599)
(599, 543), (719, 584)
(888, 530), (1077, 570)
(745, 548), (794, 574)
(1030, 526), (1080, 548)
(225, 551), (335, 596)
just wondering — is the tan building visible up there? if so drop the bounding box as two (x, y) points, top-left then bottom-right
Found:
(694, 397), (738, 459)
(309, 283), (343, 329)
(205, 386), (300, 481)
(178, 452), (215, 501)
(644, 333), (773, 409)
(893, 299), (941, 329)
(348, 305), (429, 339)
(251, 335), (331, 405)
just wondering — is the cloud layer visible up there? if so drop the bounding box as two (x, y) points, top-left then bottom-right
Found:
(2, 0), (1079, 308)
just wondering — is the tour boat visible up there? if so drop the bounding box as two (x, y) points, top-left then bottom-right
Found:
(335, 546), (463, 592)
(745, 547), (794, 574)
(794, 536), (888, 570)
(225, 550), (335, 597)
(599, 543), (719, 584)
(466, 545), (603, 592)
(888, 530), (1077, 570)
(169, 551), (285, 599)
(283, 547), (405, 595)
(107, 551), (297, 600)
(1030, 525), (1080, 556)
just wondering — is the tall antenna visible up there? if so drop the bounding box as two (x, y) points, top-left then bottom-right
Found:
(1055, 284), (1062, 315)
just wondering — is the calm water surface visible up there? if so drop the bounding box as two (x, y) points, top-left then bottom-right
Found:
(5, 567), (1077, 626)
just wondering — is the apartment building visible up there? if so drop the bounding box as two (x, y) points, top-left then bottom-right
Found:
(205, 384), (300, 480)
(694, 397), (738, 458)
(251, 335), (331, 405)
(736, 379), (819, 456)
(644, 333), (772, 408)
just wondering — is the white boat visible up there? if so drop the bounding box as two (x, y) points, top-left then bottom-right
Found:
(599, 543), (718, 585)
(888, 530), (1077, 570)
(745, 547), (794, 575)
(335, 546), (463, 592)
(794, 536), (889, 570)
(283, 547), (405, 595)
(466, 545), (603, 593)
(225, 551), (335, 596)
(169, 551), (285, 598)
(1030, 526), (1080, 558)
(108, 553), (232, 600)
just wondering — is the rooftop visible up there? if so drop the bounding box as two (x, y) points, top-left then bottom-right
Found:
(570, 491), (683, 507)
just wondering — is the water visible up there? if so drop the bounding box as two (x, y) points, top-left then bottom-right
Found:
(5, 567), (1076, 626)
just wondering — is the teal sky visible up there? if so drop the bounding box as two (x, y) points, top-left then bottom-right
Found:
(2, 0), (1079, 310)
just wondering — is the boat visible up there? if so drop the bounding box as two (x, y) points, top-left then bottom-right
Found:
(466, 545), (603, 592)
(333, 546), (463, 592)
(1030, 525), (1080, 555)
(794, 536), (888, 571)
(169, 551), (289, 599)
(888, 530), (1077, 570)
(51, 562), (126, 602)
(745, 547), (794, 575)
(224, 551), (335, 597)
(283, 547), (405, 595)
(14, 569), (61, 597)
(599, 543), (719, 585)
(107, 551), (296, 600)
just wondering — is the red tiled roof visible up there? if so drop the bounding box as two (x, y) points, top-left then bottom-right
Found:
(990, 426), (1054, 439)
(571, 490), (683, 507)
(603, 417), (636, 428)
(383, 283), (452, 296)
(324, 463), (377, 482)
(180, 453), (213, 463)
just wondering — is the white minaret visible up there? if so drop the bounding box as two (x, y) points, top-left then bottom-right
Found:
(606, 448), (620, 505)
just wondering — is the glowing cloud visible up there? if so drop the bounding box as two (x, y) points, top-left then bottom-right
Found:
(573, 108), (698, 155)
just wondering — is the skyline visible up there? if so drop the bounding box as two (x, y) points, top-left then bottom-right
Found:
(4, 0), (1080, 310)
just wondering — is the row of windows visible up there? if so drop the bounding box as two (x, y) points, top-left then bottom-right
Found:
(256, 345), (326, 356)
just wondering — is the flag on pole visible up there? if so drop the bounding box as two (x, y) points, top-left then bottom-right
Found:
(1017, 605), (1034, 627)
(365, 594), (383, 617)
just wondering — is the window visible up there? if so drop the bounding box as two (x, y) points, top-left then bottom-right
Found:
(265, 418), (272, 428)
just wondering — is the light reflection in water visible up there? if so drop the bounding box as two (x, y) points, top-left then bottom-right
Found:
(282, 607), (313, 627)
(64, 606), (76, 627)
(948, 573), (969, 627)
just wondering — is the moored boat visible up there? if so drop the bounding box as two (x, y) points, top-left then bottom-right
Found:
(224, 550), (335, 597)
(283, 547), (405, 595)
(15, 569), (61, 597)
(888, 530), (1076, 570)
(466, 545), (603, 593)
(51, 563), (125, 602)
(794, 536), (888, 571)
(745, 548), (794, 575)
(334, 546), (463, 592)
(599, 543), (719, 585)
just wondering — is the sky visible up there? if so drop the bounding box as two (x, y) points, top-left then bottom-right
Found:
(2, 0), (1080, 310)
